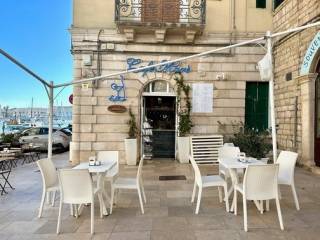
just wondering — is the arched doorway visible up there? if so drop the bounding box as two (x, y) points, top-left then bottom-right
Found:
(141, 80), (177, 159)
(300, 31), (320, 167)
(315, 60), (320, 166)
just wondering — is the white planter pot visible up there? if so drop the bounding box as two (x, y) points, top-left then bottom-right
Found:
(177, 136), (190, 164)
(125, 138), (137, 165)
(259, 157), (269, 164)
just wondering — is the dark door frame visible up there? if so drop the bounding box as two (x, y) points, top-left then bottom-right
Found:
(314, 60), (320, 166)
(142, 95), (177, 159)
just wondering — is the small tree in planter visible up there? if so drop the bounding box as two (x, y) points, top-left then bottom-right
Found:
(175, 73), (193, 163)
(125, 107), (138, 165)
(227, 122), (272, 161)
(0, 133), (21, 148)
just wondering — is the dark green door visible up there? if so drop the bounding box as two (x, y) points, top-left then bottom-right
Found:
(245, 82), (269, 131)
(315, 68), (320, 166)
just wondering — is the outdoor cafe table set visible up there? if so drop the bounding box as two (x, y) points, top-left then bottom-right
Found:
(39, 150), (288, 234)
(72, 158), (117, 216)
(219, 155), (266, 212)
(0, 148), (20, 195)
(71, 154), (266, 216)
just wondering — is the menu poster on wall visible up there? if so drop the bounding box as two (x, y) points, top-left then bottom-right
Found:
(192, 83), (213, 113)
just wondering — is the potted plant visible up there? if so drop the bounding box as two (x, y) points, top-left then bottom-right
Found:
(174, 73), (193, 163)
(0, 133), (21, 148)
(227, 122), (272, 162)
(125, 107), (138, 165)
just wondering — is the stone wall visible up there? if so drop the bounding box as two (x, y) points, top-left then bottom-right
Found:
(273, 0), (320, 32)
(73, 0), (273, 33)
(70, 29), (266, 164)
(273, 0), (320, 166)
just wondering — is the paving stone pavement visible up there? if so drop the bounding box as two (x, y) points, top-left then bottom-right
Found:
(1, 152), (320, 240)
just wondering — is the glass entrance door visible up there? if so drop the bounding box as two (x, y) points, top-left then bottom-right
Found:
(144, 96), (176, 158)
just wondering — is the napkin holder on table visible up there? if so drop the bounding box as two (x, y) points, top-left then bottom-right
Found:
(89, 156), (96, 166)
(237, 152), (247, 163)
(89, 156), (101, 166)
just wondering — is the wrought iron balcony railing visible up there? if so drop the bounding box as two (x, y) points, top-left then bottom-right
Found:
(115, 0), (206, 25)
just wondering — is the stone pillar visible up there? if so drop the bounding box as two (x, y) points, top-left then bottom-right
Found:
(70, 86), (97, 165)
(70, 142), (80, 165)
(297, 73), (318, 167)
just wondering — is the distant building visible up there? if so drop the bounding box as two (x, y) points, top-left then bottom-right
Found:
(273, 0), (320, 169)
(70, 0), (274, 164)
(4, 106), (72, 122)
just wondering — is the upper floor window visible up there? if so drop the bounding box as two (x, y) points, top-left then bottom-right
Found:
(143, 80), (174, 94)
(256, 0), (266, 9)
(274, 0), (284, 9)
(142, 0), (180, 23)
(115, 0), (206, 25)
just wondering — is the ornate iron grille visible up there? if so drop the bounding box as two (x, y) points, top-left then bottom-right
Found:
(115, 0), (206, 24)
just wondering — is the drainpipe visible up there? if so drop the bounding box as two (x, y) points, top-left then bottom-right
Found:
(294, 95), (298, 151)
(95, 29), (103, 88)
(229, 0), (236, 55)
(232, 0), (236, 31)
(245, 0), (248, 32)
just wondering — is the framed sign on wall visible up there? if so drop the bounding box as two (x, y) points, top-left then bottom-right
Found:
(192, 83), (213, 113)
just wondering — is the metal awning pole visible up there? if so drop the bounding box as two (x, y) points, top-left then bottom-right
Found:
(48, 82), (54, 160)
(266, 31), (277, 163)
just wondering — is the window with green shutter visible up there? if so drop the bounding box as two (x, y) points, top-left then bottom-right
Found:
(245, 82), (269, 131)
(256, 0), (266, 8)
(274, 0), (284, 9)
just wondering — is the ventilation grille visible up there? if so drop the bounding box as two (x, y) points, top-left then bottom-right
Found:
(190, 135), (223, 164)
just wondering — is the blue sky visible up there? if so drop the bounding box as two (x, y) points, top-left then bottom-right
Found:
(0, 0), (72, 108)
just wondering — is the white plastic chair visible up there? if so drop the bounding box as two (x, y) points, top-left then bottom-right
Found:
(190, 156), (229, 214)
(233, 164), (284, 232)
(37, 158), (59, 218)
(218, 146), (241, 178)
(277, 151), (300, 210)
(97, 151), (119, 182)
(110, 157), (146, 214)
(57, 169), (101, 235)
(224, 143), (235, 147)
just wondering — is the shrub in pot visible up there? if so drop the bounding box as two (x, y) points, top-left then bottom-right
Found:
(227, 123), (272, 161)
(125, 107), (138, 165)
(0, 133), (21, 148)
(175, 73), (193, 163)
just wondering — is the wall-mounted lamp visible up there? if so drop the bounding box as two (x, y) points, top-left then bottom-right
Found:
(81, 83), (92, 90)
(216, 72), (227, 80)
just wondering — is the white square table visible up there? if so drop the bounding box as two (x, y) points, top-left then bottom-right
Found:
(219, 157), (265, 169)
(73, 160), (117, 216)
(219, 157), (267, 212)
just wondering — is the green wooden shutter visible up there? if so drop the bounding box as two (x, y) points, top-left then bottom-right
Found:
(245, 82), (269, 131)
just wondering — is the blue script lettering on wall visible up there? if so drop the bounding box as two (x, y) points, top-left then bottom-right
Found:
(109, 75), (127, 102)
(127, 58), (191, 77)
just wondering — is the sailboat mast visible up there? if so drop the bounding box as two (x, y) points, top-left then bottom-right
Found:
(31, 97), (33, 118)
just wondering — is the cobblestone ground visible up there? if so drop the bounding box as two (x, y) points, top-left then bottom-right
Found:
(1, 152), (320, 240)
